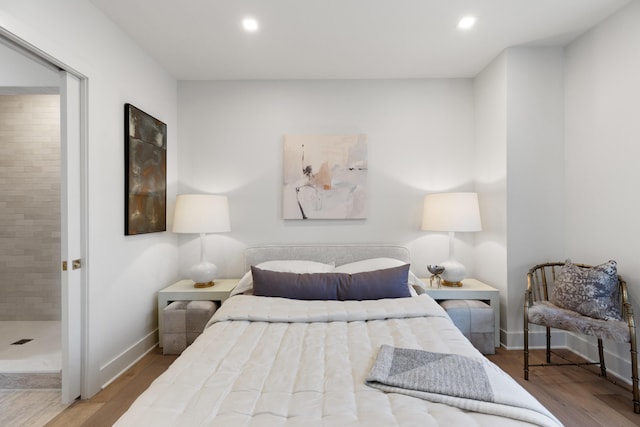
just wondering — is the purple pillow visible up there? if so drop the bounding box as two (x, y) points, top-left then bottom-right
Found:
(251, 266), (342, 300)
(342, 264), (411, 300)
(251, 264), (411, 301)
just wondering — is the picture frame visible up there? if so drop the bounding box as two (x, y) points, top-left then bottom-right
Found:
(124, 103), (167, 235)
(282, 134), (368, 219)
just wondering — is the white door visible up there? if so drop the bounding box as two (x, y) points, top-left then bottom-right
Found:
(60, 70), (84, 404)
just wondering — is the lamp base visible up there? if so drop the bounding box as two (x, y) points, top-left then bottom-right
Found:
(193, 281), (215, 288)
(189, 260), (218, 288)
(440, 259), (466, 285)
(441, 280), (463, 287)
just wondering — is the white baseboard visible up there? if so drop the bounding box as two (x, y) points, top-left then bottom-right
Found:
(500, 327), (567, 350)
(98, 329), (158, 389)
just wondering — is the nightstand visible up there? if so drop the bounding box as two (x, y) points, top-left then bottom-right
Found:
(158, 279), (239, 347)
(421, 278), (500, 347)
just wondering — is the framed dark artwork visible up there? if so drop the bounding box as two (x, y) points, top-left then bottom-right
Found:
(124, 103), (167, 235)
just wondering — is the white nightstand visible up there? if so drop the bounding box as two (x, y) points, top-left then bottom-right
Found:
(158, 279), (239, 347)
(421, 278), (500, 347)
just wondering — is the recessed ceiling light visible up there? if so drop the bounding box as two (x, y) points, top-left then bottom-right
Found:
(457, 16), (476, 30)
(242, 18), (259, 32)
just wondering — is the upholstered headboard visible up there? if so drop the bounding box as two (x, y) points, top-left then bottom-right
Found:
(244, 245), (410, 271)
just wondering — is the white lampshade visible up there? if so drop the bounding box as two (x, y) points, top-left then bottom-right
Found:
(421, 192), (481, 232)
(173, 194), (231, 234)
(173, 194), (230, 288)
(422, 192), (481, 287)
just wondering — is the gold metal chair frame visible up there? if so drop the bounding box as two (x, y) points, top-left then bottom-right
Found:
(524, 262), (640, 414)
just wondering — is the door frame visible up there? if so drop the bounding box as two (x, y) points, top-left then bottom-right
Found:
(0, 29), (89, 402)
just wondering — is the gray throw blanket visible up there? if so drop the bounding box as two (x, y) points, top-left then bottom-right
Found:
(366, 345), (563, 427)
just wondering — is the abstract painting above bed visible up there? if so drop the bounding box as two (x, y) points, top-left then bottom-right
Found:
(282, 134), (368, 219)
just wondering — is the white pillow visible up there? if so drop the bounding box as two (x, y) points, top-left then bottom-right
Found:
(334, 258), (420, 296)
(334, 257), (406, 273)
(230, 260), (335, 297)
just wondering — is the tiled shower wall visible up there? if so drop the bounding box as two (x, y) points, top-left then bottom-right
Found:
(0, 94), (60, 320)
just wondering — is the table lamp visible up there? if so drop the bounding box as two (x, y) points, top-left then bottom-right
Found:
(421, 192), (481, 286)
(173, 194), (231, 288)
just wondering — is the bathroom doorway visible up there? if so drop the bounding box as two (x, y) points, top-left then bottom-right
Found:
(0, 54), (62, 388)
(0, 33), (87, 404)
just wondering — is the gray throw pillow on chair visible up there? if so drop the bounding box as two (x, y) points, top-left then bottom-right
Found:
(550, 259), (622, 321)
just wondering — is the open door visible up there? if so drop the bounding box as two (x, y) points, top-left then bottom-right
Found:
(0, 28), (87, 405)
(60, 70), (84, 404)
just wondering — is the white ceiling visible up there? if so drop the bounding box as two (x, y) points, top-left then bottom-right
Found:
(91, 0), (631, 80)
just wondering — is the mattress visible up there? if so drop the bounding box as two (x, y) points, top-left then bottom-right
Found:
(115, 294), (561, 427)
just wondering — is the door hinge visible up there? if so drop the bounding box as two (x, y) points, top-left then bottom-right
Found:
(62, 261), (67, 271)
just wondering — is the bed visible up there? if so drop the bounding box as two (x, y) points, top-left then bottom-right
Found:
(115, 245), (562, 427)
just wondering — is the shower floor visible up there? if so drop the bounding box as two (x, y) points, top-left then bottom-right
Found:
(0, 321), (61, 373)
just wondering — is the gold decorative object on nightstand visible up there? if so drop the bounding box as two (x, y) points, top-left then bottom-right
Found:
(427, 264), (444, 288)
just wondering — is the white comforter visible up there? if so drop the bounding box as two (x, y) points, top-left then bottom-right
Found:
(115, 295), (561, 427)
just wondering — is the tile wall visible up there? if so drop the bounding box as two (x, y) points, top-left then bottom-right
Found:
(0, 94), (60, 320)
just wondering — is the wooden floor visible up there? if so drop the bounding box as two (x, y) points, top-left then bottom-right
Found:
(40, 347), (640, 427)
(488, 348), (640, 427)
(0, 389), (68, 427)
(44, 349), (177, 427)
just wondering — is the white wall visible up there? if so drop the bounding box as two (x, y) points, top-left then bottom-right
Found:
(473, 47), (565, 347)
(564, 0), (640, 377)
(177, 79), (476, 280)
(505, 47), (566, 346)
(473, 52), (508, 337)
(0, 1), (178, 397)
